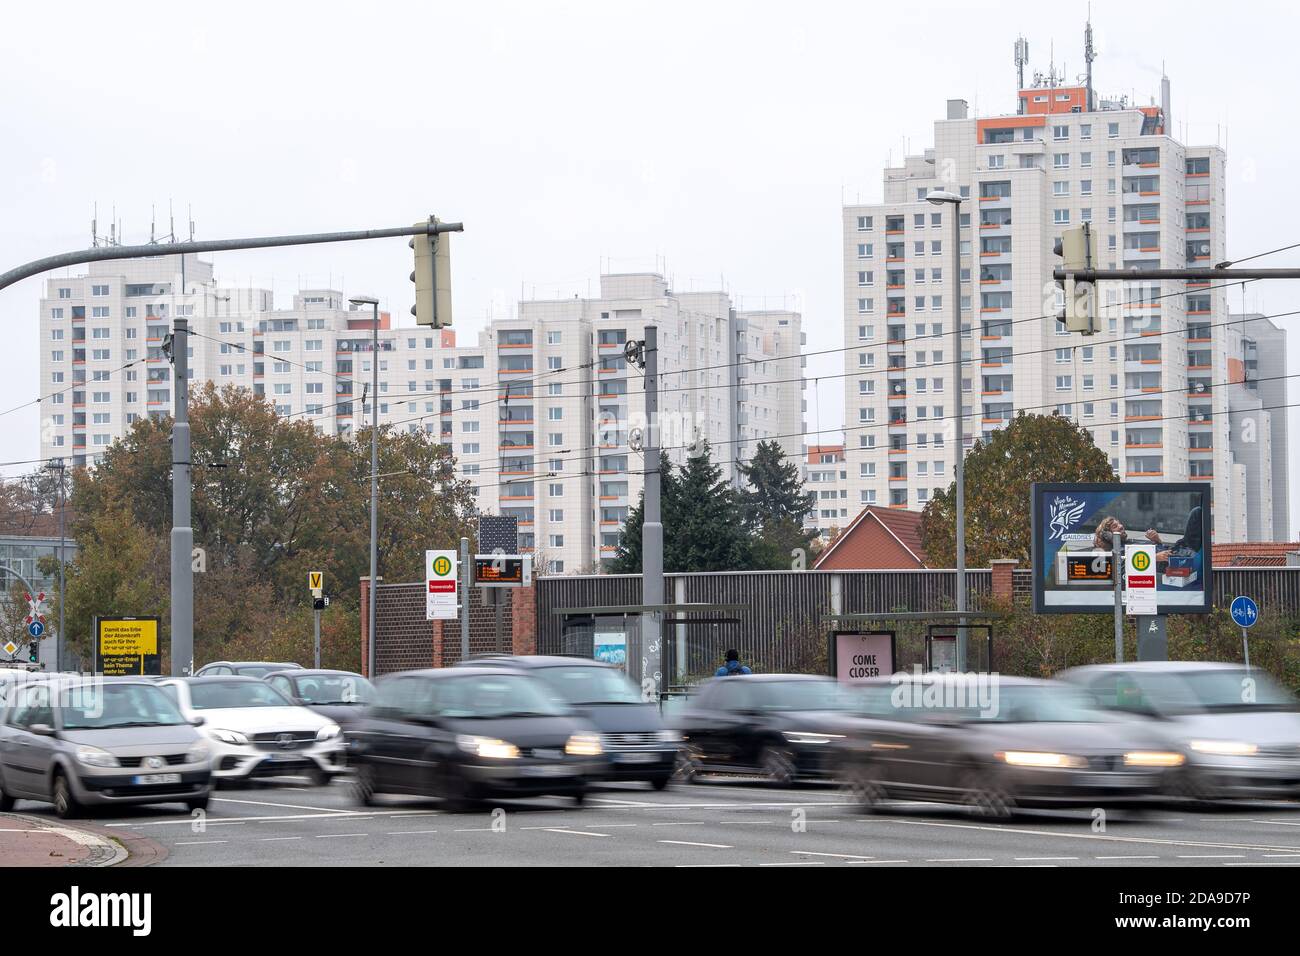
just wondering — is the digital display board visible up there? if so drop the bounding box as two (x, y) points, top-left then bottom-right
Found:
(473, 554), (532, 587)
(1031, 483), (1212, 614)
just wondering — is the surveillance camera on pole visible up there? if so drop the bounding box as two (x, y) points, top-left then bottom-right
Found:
(1053, 223), (1097, 335)
(410, 216), (453, 328)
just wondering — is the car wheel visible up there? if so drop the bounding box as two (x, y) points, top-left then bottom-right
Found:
(571, 788), (587, 806)
(438, 765), (478, 812)
(351, 764), (378, 807)
(1167, 766), (1218, 805)
(186, 795), (210, 812)
(960, 767), (1015, 820)
(649, 774), (671, 791)
(842, 761), (887, 812)
(0, 775), (15, 812)
(308, 767), (332, 787)
(52, 773), (81, 820)
(760, 746), (797, 787)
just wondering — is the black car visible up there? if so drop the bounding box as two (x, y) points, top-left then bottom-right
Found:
(672, 674), (856, 785)
(264, 669), (376, 730)
(348, 667), (608, 809)
(194, 661), (303, 678)
(459, 656), (680, 789)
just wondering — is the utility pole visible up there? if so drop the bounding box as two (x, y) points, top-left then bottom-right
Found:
(169, 317), (193, 677)
(43, 459), (66, 672)
(1112, 529), (1125, 663)
(313, 604), (321, 669)
(641, 325), (663, 699)
(349, 296), (381, 677)
(460, 536), (471, 661)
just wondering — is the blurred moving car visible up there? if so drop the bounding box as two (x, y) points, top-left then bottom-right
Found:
(159, 677), (344, 786)
(264, 669), (375, 731)
(348, 667), (607, 809)
(1059, 661), (1300, 800)
(838, 674), (1185, 818)
(671, 674), (858, 785)
(194, 661), (303, 678)
(458, 656), (680, 789)
(0, 677), (212, 818)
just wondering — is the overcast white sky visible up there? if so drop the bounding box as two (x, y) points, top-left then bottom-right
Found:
(2, 0), (1298, 530)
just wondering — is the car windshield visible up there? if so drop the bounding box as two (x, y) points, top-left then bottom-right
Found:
(235, 664), (294, 678)
(986, 686), (1105, 723)
(60, 683), (189, 730)
(437, 674), (566, 719)
(1129, 670), (1297, 715)
(293, 675), (375, 706)
(536, 665), (642, 705)
(750, 680), (853, 712)
(190, 680), (293, 709)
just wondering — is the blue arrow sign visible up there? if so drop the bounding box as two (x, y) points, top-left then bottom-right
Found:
(1230, 595), (1259, 629)
(27, 620), (44, 639)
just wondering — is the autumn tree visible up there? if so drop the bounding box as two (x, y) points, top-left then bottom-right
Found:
(920, 412), (1114, 567)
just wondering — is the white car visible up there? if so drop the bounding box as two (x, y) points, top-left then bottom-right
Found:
(158, 676), (345, 785)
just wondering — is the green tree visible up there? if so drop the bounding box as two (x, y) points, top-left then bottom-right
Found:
(610, 445), (755, 573)
(920, 412), (1114, 567)
(736, 439), (816, 569)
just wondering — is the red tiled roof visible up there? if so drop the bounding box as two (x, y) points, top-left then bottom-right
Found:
(814, 506), (929, 570)
(1212, 542), (1299, 567)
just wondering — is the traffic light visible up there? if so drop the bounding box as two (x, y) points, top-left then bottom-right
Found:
(1053, 223), (1097, 335)
(28, 642), (38, 664)
(410, 216), (453, 328)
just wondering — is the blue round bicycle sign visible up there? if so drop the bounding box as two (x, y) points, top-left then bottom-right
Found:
(1230, 595), (1259, 629)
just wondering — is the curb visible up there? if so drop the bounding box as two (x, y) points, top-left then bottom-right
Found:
(0, 813), (142, 867)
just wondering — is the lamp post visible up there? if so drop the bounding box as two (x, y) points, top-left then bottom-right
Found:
(926, 189), (968, 670)
(350, 295), (380, 677)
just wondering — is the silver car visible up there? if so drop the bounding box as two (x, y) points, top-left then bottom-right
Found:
(0, 677), (212, 818)
(1059, 661), (1300, 800)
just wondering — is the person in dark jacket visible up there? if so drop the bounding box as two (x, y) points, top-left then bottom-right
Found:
(715, 649), (752, 677)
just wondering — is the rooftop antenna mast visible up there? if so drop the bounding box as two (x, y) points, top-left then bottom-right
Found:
(1014, 36), (1030, 112)
(1084, 12), (1096, 112)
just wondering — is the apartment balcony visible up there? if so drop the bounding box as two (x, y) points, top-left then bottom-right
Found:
(1123, 246), (1162, 261)
(1122, 217), (1161, 232)
(1189, 444), (1214, 455)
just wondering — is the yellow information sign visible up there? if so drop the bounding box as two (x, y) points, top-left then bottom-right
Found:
(309, 571), (324, 593)
(96, 617), (161, 676)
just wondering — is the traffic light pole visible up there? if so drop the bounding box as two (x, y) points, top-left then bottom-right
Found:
(0, 219), (464, 681)
(641, 325), (664, 701)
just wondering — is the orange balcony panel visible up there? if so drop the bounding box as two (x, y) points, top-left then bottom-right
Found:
(1138, 218), (1161, 225)
(1139, 331), (1162, 337)
(1140, 359), (1161, 365)
(499, 368), (533, 375)
(1187, 309), (1210, 316)
(1139, 190), (1160, 196)
(979, 251), (1001, 257)
(1186, 199), (1210, 206)
(1139, 246), (1160, 253)
(496, 343), (533, 349)
(1190, 445), (1214, 453)
(888, 476), (907, 482)
(1190, 474), (1214, 481)
(1125, 415), (1161, 422)
(886, 257), (905, 263)
(980, 278), (1000, 285)
(980, 362), (1003, 368)
(1125, 443), (1163, 449)
(598, 342), (621, 349)
(500, 495), (532, 501)
(1126, 471), (1165, 478)
(886, 283), (905, 290)
(1187, 172), (1209, 178)
(887, 503), (910, 509)
(1187, 227), (1209, 233)
(1188, 337), (1212, 344)
(888, 448), (907, 455)
(981, 390), (1003, 396)
(1188, 364), (1211, 371)
(886, 229), (904, 236)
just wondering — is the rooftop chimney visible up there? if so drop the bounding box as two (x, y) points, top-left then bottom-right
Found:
(946, 98), (969, 120)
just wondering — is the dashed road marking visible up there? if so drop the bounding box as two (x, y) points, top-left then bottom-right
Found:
(658, 840), (732, 849)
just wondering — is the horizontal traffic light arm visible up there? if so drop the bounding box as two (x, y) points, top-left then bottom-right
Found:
(1054, 267), (1300, 282)
(0, 220), (465, 293)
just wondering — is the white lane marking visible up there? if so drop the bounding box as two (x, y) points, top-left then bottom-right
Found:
(1262, 853), (1300, 858)
(1177, 854), (1244, 859)
(846, 859), (909, 864)
(675, 864), (742, 867)
(1096, 855), (1159, 860)
(1015, 856), (1078, 861)
(315, 833), (368, 839)
(861, 817), (1300, 853)
(761, 861), (825, 866)
(792, 851), (875, 860)
(658, 840), (732, 849)
(540, 829), (610, 837)
(651, 821), (706, 827)
(213, 796), (361, 814)
(453, 827), (497, 832)
(105, 811), (391, 827)
(1225, 861), (1300, 866)
(175, 840), (227, 845)
(258, 837), (302, 842)
(927, 857), (993, 862)
(386, 829), (439, 835)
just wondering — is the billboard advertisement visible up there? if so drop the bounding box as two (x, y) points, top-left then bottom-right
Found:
(94, 616), (162, 676)
(1031, 483), (1212, 614)
(829, 631), (896, 683)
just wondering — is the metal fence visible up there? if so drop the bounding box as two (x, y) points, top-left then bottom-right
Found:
(536, 569), (992, 684)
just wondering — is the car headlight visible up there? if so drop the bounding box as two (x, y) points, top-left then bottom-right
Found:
(782, 731), (845, 746)
(75, 745), (120, 768)
(210, 728), (249, 746)
(998, 750), (1089, 769)
(185, 741), (212, 764)
(1189, 740), (1259, 757)
(657, 729), (683, 743)
(565, 733), (604, 757)
(1123, 751), (1186, 767)
(456, 735), (520, 759)
(316, 723), (341, 741)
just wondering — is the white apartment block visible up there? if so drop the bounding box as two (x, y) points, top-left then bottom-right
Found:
(38, 259), (804, 573)
(841, 63), (1286, 542)
(802, 444), (850, 537)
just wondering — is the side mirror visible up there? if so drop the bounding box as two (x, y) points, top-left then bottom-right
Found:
(189, 716), (206, 727)
(28, 723), (57, 737)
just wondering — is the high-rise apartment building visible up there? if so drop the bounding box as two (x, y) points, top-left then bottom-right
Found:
(38, 258), (804, 572)
(841, 42), (1285, 541)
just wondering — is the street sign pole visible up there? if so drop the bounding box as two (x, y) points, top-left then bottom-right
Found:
(314, 609), (321, 669)
(1111, 531), (1125, 662)
(460, 537), (471, 661)
(1231, 596), (1259, 672)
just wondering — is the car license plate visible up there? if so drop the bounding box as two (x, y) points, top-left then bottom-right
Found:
(616, 752), (659, 764)
(522, 764), (575, 777)
(132, 773), (181, 786)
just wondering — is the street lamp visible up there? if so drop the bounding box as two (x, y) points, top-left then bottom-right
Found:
(926, 189), (969, 670)
(350, 295), (380, 677)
